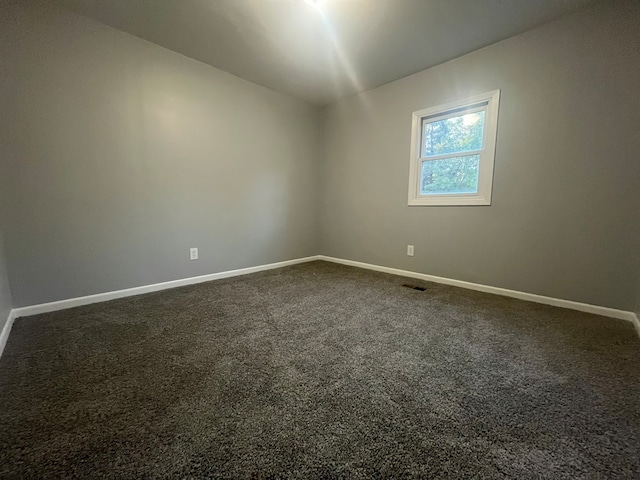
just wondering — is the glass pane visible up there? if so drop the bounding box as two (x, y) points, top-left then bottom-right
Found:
(421, 155), (480, 195)
(423, 110), (485, 157)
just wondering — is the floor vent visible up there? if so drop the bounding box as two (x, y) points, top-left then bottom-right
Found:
(402, 284), (426, 291)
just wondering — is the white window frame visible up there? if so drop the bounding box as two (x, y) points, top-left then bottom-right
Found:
(408, 90), (500, 206)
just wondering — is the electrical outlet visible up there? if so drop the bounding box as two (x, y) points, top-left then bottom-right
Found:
(407, 245), (414, 257)
(190, 247), (199, 260)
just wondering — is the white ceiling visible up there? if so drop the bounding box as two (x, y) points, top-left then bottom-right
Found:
(59, 0), (596, 105)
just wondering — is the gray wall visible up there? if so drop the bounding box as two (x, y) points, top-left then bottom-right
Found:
(0, 230), (13, 329)
(1, 3), (322, 307)
(2, 1), (639, 313)
(0, 5), (15, 328)
(636, 221), (640, 320)
(636, 281), (640, 320)
(636, 201), (640, 321)
(320, 0), (640, 311)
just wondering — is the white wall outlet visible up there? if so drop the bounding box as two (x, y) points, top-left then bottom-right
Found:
(407, 245), (414, 257)
(189, 247), (199, 260)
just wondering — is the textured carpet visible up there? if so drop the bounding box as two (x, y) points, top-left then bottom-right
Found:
(0, 261), (639, 478)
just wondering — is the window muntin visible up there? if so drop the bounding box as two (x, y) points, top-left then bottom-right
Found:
(408, 90), (500, 206)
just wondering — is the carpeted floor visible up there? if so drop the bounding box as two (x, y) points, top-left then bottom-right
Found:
(0, 261), (639, 478)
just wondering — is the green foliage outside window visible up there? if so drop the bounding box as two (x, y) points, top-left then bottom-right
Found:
(421, 111), (484, 195)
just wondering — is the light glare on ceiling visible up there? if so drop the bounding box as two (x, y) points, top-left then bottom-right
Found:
(304, 0), (325, 8)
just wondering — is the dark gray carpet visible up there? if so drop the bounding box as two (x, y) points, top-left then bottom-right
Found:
(1, 261), (639, 478)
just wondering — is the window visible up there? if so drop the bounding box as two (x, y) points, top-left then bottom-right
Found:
(408, 90), (500, 206)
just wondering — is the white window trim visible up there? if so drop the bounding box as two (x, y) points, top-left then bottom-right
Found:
(408, 90), (500, 206)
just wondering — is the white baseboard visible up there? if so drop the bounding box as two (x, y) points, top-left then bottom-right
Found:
(318, 255), (638, 324)
(0, 310), (16, 359)
(4, 254), (638, 357)
(632, 313), (640, 337)
(12, 256), (321, 319)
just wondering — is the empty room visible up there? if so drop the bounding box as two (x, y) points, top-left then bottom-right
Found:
(1, 0), (639, 477)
